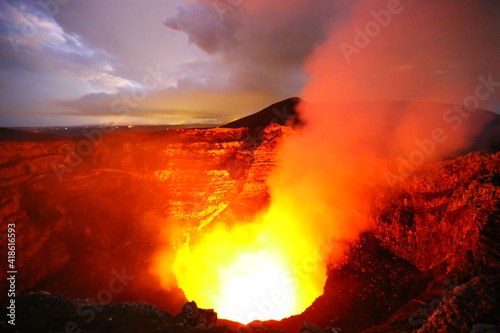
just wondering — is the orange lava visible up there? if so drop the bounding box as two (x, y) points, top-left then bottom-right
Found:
(169, 205), (327, 324)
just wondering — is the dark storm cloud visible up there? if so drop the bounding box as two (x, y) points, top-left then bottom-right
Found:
(165, 1), (238, 54)
(0, 0), (142, 126)
(39, 0), (341, 124)
(164, 0), (339, 95)
(1, 0), (498, 126)
(49, 0), (196, 85)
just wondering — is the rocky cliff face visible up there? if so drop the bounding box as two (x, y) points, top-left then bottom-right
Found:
(361, 152), (500, 333)
(373, 152), (499, 275)
(0, 111), (499, 332)
(0, 125), (289, 311)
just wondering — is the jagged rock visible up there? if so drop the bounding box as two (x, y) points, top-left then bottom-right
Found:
(175, 301), (217, 329)
(372, 152), (500, 274)
(417, 275), (500, 332)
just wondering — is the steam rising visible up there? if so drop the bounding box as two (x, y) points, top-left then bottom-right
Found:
(268, 0), (500, 267)
(154, 0), (499, 322)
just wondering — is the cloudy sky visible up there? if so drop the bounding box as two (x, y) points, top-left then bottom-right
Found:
(0, 0), (498, 127)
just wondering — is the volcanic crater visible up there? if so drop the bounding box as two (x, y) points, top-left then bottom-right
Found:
(1, 98), (499, 333)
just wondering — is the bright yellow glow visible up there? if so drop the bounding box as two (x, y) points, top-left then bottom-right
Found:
(170, 205), (327, 324)
(215, 251), (295, 322)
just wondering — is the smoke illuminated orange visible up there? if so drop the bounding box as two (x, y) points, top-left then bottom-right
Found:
(170, 203), (327, 324)
(153, 114), (368, 323)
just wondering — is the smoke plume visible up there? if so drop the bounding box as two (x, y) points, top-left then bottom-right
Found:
(264, 0), (500, 270)
(154, 0), (499, 321)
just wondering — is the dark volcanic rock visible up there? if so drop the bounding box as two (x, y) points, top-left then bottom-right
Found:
(2, 292), (238, 333)
(222, 98), (301, 130)
(418, 275), (500, 333)
(372, 152), (500, 275)
(175, 302), (218, 329)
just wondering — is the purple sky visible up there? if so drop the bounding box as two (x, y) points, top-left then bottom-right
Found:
(0, 0), (498, 127)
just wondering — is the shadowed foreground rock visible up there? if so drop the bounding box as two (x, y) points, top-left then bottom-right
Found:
(3, 293), (236, 333)
(176, 302), (217, 329)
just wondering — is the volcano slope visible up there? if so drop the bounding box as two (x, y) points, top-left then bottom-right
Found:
(0, 99), (499, 332)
